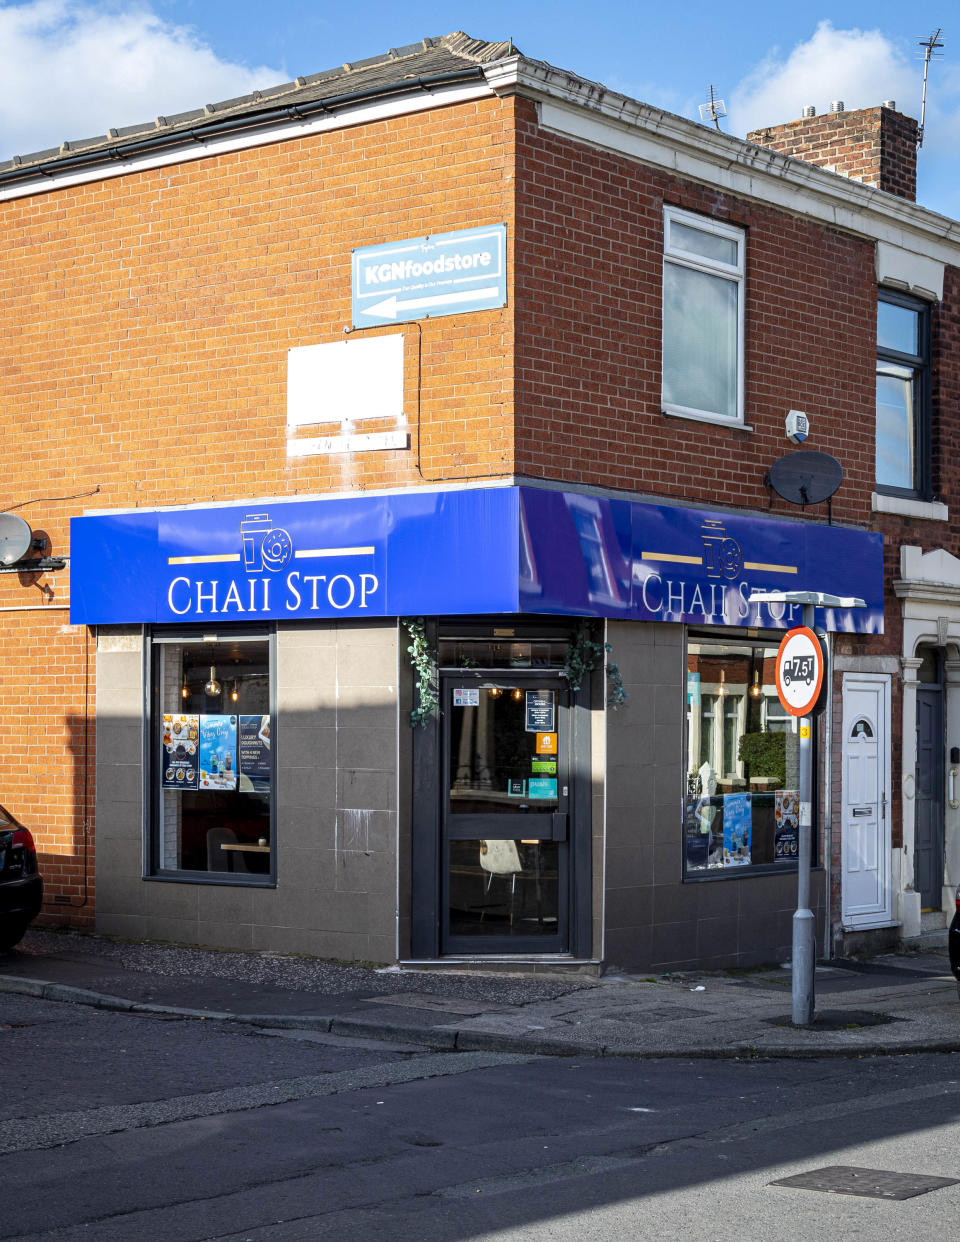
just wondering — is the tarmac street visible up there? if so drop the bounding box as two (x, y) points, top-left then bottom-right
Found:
(2, 931), (960, 1239)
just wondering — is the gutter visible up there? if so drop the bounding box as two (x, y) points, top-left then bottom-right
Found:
(0, 67), (485, 188)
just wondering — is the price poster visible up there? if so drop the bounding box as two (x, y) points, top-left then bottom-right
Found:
(239, 715), (271, 792)
(161, 714), (200, 790)
(722, 792), (752, 867)
(198, 714), (238, 791)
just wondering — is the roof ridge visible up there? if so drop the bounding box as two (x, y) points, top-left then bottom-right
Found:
(439, 32), (518, 62)
(3, 32), (515, 170)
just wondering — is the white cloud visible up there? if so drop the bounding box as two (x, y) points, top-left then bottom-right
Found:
(727, 21), (917, 136)
(725, 21), (960, 218)
(0, 1), (286, 159)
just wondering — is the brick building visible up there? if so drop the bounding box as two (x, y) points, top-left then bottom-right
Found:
(2, 34), (959, 970)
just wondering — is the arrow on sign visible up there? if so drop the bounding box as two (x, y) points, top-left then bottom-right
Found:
(362, 286), (501, 321)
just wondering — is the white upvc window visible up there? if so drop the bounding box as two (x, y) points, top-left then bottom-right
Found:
(662, 207), (745, 425)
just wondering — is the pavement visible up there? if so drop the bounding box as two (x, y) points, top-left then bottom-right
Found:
(1, 928), (959, 1059)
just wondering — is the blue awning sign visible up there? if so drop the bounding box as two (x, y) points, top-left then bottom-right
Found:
(352, 225), (507, 326)
(70, 486), (884, 634)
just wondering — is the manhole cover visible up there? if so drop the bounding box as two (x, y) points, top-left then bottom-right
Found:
(362, 992), (514, 1016)
(770, 1165), (959, 1200)
(764, 1009), (898, 1031)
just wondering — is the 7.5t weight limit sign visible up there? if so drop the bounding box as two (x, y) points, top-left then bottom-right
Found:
(775, 626), (824, 717)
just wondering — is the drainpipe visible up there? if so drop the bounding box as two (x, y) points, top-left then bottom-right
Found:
(822, 631), (834, 957)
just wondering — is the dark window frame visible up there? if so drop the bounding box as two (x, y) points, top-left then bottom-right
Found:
(875, 287), (932, 501)
(143, 623), (277, 887)
(683, 631), (819, 883)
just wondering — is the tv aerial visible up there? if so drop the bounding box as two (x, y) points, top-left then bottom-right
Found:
(699, 85), (726, 132)
(917, 28), (944, 148)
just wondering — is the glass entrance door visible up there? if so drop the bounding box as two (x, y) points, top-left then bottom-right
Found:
(441, 674), (569, 953)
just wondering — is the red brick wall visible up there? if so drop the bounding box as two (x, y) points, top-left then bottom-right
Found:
(2, 93), (520, 925)
(747, 106), (918, 201)
(0, 607), (95, 925)
(512, 100), (877, 527)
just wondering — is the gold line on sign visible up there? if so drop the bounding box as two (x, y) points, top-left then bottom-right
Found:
(167, 554), (241, 565)
(295, 546), (376, 559)
(743, 561), (798, 574)
(641, 552), (703, 565)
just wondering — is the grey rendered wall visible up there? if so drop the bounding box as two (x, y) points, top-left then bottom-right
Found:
(94, 628), (146, 928)
(603, 619), (824, 972)
(95, 621), (402, 964)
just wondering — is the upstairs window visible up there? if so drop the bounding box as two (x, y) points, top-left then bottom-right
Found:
(876, 290), (931, 497)
(662, 207), (745, 425)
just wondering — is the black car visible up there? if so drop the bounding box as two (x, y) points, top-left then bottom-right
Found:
(0, 803), (42, 951)
(950, 884), (960, 997)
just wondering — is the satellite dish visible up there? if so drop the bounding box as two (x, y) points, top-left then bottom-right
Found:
(767, 451), (843, 506)
(0, 514), (32, 566)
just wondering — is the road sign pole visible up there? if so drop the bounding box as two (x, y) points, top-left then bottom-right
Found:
(749, 590), (865, 1029)
(792, 602), (817, 1027)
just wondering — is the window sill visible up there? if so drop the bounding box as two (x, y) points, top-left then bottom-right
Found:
(662, 407), (753, 432)
(871, 492), (948, 522)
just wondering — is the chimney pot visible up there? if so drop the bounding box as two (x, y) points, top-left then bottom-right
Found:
(802, 105), (816, 118)
(830, 100), (845, 113)
(883, 99), (896, 110)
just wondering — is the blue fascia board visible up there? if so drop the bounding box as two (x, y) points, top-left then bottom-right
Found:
(69, 484), (883, 633)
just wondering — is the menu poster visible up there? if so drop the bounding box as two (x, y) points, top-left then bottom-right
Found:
(775, 789), (800, 860)
(161, 714), (200, 790)
(198, 714), (238, 791)
(722, 792), (752, 867)
(239, 715), (271, 793)
(525, 690), (556, 733)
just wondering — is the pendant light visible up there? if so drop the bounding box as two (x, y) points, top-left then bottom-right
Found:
(204, 666), (222, 696)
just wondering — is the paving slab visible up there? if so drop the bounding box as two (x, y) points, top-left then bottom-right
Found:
(1, 930), (958, 1059)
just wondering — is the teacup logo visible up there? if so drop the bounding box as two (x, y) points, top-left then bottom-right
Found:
(240, 513), (293, 573)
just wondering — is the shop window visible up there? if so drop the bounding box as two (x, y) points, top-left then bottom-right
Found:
(148, 631), (274, 882)
(875, 289), (931, 498)
(684, 638), (810, 876)
(662, 206), (745, 425)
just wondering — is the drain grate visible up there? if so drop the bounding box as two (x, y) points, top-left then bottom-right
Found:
(770, 1165), (959, 1200)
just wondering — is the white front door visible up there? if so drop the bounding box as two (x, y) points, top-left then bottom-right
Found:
(841, 675), (891, 927)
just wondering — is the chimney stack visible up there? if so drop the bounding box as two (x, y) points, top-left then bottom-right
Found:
(747, 104), (919, 201)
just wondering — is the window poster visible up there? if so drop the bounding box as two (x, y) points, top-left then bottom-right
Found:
(774, 789), (799, 860)
(527, 777), (558, 800)
(161, 714), (199, 789)
(198, 714), (238, 791)
(722, 792), (752, 866)
(239, 715), (271, 793)
(525, 690), (555, 733)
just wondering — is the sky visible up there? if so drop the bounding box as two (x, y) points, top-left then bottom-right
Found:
(1, 1), (957, 216)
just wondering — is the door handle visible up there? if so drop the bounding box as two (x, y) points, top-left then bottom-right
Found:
(950, 767), (959, 810)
